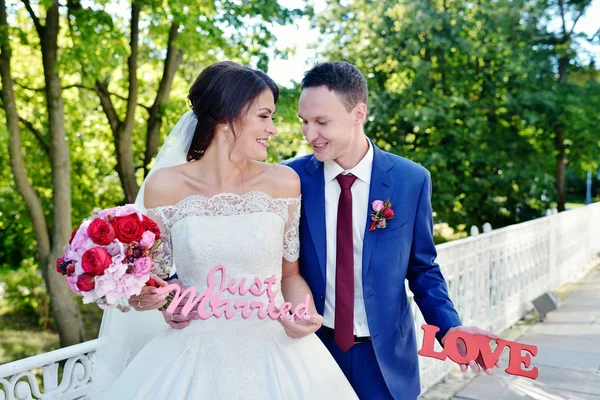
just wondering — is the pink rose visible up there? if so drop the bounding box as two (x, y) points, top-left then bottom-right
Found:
(139, 231), (156, 249)
(133, 257), (152, 277)
(66, 275), (81, 294)
(372, 200), (385, 212)
(142, 215), (161, 240)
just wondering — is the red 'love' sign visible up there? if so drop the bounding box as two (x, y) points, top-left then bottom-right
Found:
(418, 325), (538, 380)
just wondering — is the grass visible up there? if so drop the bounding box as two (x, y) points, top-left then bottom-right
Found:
(0, 270), (103, 365)
(0, 302), (103, 365)
(565, 202), (585, 209)
(0, 293), (59, 364)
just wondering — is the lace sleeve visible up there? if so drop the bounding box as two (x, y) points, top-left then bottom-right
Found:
(147, 207), (175, 278)
(283, 197), (301, 262)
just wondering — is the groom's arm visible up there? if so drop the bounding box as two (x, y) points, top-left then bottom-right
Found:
(406, 170), (462, 342)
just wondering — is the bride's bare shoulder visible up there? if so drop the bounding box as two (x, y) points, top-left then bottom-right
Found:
(144, 165), (187, 208)
(261, 163), (300, 199)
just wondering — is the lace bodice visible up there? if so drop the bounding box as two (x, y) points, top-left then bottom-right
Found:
(148, 191), (300, 295)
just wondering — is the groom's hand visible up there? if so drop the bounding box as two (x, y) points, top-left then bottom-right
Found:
(442, 326), (502, 375)
(277, 312), (324, 339)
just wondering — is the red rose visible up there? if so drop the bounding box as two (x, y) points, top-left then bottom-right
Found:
(87, 218), (116, 246)
(56, 257), (66, 274)
(69, 228), (78, 244)
(146, 277), (158, 288)
(111, 214), (145, 243)
(382, 207), (395, 219)
(76, 273), (95, 292)
(142, 215), (161, 240)
(81, 247), (112, 276)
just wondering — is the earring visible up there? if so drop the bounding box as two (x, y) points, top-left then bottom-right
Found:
(224, 125), (228, 131)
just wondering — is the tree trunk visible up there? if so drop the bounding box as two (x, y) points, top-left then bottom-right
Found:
(94, 4), (141, 203)
(1, 0), (51, 269)
(551, 0), (593, 212)
(555, 46), (569, 211)
(38, 0), (86, 346)
(116, 123), (140, 204)
(144, 23), (184, 176)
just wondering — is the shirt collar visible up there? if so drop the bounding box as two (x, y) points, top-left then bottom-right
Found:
(324, 138), (373, 185)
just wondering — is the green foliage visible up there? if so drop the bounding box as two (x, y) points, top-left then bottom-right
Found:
(1, 259), (52, 328)
(267, 86), (310, 163)
(0, 0), (309, 267)
(315, 0), (598, 230)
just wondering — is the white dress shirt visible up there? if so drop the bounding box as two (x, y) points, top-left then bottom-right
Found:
(322, 139), (373, 337)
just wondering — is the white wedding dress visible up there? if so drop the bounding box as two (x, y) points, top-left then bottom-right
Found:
(98, 191), (358, 400)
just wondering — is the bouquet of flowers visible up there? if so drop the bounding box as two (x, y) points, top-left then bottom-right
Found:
(56, 204), (171, 311)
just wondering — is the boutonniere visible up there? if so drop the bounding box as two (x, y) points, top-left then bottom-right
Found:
(369, 200), (395, 231)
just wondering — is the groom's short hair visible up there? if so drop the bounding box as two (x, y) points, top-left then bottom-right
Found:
(302, 61), (368, 112)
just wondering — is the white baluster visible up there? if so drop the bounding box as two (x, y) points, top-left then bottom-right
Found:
(482, 222), (492, 233)
(41, 363), (58, 393)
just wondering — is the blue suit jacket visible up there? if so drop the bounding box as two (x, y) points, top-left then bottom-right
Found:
(285, 141), (462, 398)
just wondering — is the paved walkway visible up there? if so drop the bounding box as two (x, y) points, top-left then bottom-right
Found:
(422, 266), (600, 400)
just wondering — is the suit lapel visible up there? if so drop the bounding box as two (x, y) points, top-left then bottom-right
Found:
(362, 142), (395, 280)
(304, 156), (327, 284)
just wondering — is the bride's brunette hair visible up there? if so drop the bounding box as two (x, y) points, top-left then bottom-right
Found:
(186, 61), (279, 161)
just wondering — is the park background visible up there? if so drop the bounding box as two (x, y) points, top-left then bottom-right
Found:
(0, 0), (599, 379)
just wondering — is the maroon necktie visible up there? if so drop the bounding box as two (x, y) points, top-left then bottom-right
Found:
(334, 173), (358, 352)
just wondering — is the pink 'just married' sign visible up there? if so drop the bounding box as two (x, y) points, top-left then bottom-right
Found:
(154, 265), (539, 381)
(155, 265), (311, 321)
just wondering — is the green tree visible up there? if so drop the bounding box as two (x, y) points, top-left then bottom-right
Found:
(1, 0), (86, 346)
(315, 0), (597, 229)
(532, 0), (599, 210)
(64, 0), (304, 202)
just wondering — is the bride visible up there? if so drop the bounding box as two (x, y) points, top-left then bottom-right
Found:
(91, 61), (358, 399)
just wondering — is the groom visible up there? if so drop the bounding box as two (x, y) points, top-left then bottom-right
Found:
(285, 62), (497, 399)
(136, 61), (498, 399)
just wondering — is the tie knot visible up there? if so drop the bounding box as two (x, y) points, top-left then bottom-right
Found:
(336, 173), (357, 190)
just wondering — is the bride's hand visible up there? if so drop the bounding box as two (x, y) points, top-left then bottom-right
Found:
(162, 300), (202, 329)
(277, 312), (324, 339)
(159, 278), (202, 329)
(130, 275), (169, 311)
